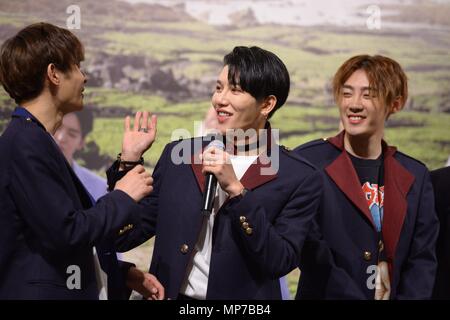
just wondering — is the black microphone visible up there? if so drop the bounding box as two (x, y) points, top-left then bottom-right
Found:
(201, 139), (225, 216)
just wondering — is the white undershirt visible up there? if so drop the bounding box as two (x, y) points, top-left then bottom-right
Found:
(93, 247), (108, 300)
(179, 155), (258, 299)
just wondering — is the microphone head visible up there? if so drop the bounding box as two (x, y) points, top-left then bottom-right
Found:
(206, 139), (225, 151)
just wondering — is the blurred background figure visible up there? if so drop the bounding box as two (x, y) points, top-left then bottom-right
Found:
(54, 108), (124, 261)
(54, 107), (107, 201)
(196, 106), (219, 137)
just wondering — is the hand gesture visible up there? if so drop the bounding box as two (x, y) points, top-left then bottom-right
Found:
(201, 147), (243, 198)
(114, 165), (153, 202)
(126, 267), (165, 300)
(374, 261), (391, 300)
(121, 111), (157, 161)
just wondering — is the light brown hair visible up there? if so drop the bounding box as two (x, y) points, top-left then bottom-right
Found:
(332, 54), (408, 113)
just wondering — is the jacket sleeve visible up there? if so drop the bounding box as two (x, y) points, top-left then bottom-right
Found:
(223, 168), (323, 278)
(297, 213), (368, 299)
(10, 130), (141, 255)
(396, 169), (439, 299)
(106, 143), (173, 252)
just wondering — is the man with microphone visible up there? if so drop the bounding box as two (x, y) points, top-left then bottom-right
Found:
(107, 46), (323, 299)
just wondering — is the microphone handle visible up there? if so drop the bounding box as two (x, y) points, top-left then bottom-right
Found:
(201, 174), (217, 216)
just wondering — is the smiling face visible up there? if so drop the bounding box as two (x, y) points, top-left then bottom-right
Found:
(211, 65), (268, 135)
(338, 69), (389, 142)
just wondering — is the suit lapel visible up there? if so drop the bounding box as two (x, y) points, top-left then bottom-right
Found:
(326, 131), (415, 264)
(191, 152), (205, 193)
(325, 131), (375, 228)
(240, 152), (277, 189)
(382, 146), (415, 262)
(325, 151), (375, 228)
(190, 132), (278, 193)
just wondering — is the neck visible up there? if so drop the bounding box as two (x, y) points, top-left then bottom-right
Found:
(225, 126), (267, 157)
(344, 131), (383, 159)
(22, 93), (64, 134)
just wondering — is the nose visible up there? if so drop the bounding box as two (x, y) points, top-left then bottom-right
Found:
(349, 94), (363, 113)
(81, 69), (87, 84)
(54, 129), (66, 144)
(349, 105), (363, 113)
(215, 88), (230, 107)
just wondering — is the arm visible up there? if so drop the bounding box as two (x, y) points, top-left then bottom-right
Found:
(109, 143), (171, 252)
(297, 214), (367, 299)
(10, 131), (147, 254)
(224, 170), (323, 278)
(396, 169), (439, 299)
(105, 111), (160, 251)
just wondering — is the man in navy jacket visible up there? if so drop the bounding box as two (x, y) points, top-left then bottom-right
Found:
(0, 22), (162, 299)
(431, 166), (450, 299)
(107, 46), (323, 300)
(294, 55), (438, 299)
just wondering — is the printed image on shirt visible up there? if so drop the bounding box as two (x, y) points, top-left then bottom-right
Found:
(362, 182), (384, 232)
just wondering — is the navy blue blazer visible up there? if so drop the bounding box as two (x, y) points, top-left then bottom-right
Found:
(294, 131), (438, 300)
(431, 166), (450, 299)
(107, 132), (322, 299)
(0, 108), (139, 299)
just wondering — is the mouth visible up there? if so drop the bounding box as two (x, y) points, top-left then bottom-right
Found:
(216, 109), (233, 123)
(347, 114), (366, 124)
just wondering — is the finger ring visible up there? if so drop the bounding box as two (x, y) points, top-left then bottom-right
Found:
(138, 127), (148, 133)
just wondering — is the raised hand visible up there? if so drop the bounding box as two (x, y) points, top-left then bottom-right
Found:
(114, 165), (153, 202)
(121, 111), (157, 161)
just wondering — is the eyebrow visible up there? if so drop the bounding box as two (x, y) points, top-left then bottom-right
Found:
(342, 85), (373, 91)
(68, 128), (81, 135)
(342, 84), (375, 90)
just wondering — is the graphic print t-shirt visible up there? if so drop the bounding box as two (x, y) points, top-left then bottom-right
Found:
(349, 153), (384, 232)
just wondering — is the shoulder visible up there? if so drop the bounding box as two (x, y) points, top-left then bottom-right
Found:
(163, 136), (215, 154)
(10, 118), (56, 158)
(430, 166), (450, 188)
(162, 136), (203, 156)
(293, 138), (340, 167)
(278, 144), (317, 172)
(394, 150), (428, 173)
(293, 138), (329, 152)
(293, 138), (337, 156)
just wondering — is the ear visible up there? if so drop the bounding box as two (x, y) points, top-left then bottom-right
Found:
(260, 95), (277, 118)
(47, 63), (61, 86)
(388, 96), (403, 117)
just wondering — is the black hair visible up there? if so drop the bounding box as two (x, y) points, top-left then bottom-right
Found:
(223, 46), (290, 118)
(73, 107), (93, 138)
